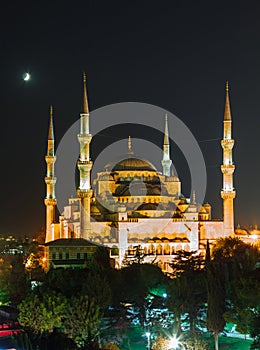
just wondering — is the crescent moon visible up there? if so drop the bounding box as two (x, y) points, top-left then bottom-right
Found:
(24, 73), (30, 81)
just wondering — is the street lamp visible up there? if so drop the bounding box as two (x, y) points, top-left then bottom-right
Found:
(168, 336), (180, 349)
(145, 331), (151, 350)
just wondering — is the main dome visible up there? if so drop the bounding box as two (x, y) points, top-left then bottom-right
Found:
(112, 157), (157, 172)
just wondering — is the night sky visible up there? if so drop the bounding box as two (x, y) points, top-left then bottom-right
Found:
(1, 1), (260, 236)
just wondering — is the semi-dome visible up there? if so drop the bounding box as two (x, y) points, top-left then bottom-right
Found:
(112, 157), (157, 172)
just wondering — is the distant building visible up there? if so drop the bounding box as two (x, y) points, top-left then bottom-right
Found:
(43, 76), (237, 272)
(44, 238), (103, 271)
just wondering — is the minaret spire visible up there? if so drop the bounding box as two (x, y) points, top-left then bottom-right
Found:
(77, 73), (93, 239)
(224, 81), (231, 121)
(82, 72), (89, 115)
(127, 136), (134, 155)
(161, 113), (172, 176)
(44, 105), (57, 243)
(221, 82), (236, 235)
(164, 113), (169, 145)
(48, 105), (54, 142)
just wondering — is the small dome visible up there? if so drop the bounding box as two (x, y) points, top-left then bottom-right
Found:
(137, 203), (159, 211)
(91, 205), (101, 214)
(235, 228), (248, 235)
(160, 237), (170, 242)
(179, 197), (188, 205)
(99, 173), (114, 181)
(112, 157), (157, 172)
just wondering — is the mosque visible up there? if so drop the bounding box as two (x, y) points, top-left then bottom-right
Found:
(44, 75), (236, 271)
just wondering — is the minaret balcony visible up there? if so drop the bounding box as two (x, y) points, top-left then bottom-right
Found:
(221, 139), (234, 149)
(221, 190), (236, 199)
(161, 159), (172, 165)
(77, 160), (93, 172)
(44, 198), (57, 206)
(77, 133), (92, 144)
(221, 164), (235, 175)
(45, 155), (56, 163)
(44, 176), (57, 185)
(77, 189), (93, 198)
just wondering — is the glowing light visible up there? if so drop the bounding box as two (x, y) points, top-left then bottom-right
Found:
(25, 259), (32, 268)
(23, 72), (30, 81)
(163, 293), (167, 298)
(168, 336), (180, 349)
(251, 234), (258, 240)
(145, 331), (151, 350)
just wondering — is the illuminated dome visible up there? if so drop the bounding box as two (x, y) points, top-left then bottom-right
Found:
(137, 203), (159, 211)
(112, 157), (157, 172)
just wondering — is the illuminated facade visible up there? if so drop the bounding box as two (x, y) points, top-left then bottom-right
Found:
(44, 76), (236, 271)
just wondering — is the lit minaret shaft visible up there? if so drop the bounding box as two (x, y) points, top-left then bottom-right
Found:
(221, 82), (236, 235)
(77, 73), (93, 239)
(161, 113), (172, 176)
(44, 106), (57, 243)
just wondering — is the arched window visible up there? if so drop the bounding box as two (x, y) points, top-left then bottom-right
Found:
(164, 244), (170, 255)
(176, 244), (182, 252)
(185, 244), (190, 252)
(156, 244), (162, 255)
(148, 244), (155, 254)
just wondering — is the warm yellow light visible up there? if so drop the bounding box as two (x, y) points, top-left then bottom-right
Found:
(25, 260), (32, 268)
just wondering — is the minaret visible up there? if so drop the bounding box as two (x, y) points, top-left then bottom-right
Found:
(77, 73), (93, 239)
(221, 82), (236, 235)
(161, 113), (172, 176)
(44, 106), (57, 243)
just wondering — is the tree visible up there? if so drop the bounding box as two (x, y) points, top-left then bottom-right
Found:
(151, 333), (168, 350)
(119, 263), (167, 327)
(91, 246), (112, 271)
(18, 291), (103, 349)
(45, 268), (89, 297)
(225, 307), (253, 337)
(227, 268), (260, 341)
(0, 254), (30, 305)
(44, 268), (112, 313)
(212, 236), (260, 341)
(213, 236), (250, 258)
(121, 245), (145, 266)
(212, 236), (259, 276)
(168, 250), (206, 334)
(102, 343), (120, 350)
(170, 250), (204, 278)
(24, 252), (45, 281)
(18, 291), (67, 334)
(206, 261), (226, 350)
(81, 272), (112, 311)
(63, 295), (102, 348)
(250, 310), (260, 349)
(184, 331), (208, 350)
